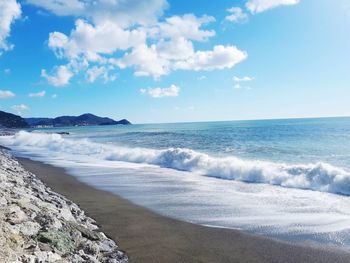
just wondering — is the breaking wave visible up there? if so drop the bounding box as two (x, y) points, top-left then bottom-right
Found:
(2, 131), (350, 196)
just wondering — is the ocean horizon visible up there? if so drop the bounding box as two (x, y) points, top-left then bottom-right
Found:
(132, 115), (350, 125)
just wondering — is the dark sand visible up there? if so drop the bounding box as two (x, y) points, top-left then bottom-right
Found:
(19, 157), (350, 263)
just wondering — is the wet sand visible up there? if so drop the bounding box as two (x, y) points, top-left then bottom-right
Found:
(19, 157), (350, 263)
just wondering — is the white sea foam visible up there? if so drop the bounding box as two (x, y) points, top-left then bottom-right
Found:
(1, 130), (350, 196)
(60, 161), (350, 246)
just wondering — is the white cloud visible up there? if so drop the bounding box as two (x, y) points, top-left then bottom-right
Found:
(27, 0), (168, 27)
(155, 14), (215, 42)
(4, 68), (11, 74)
(29, 90), (46, 97)
(226, 7), (248, 23)
(156, 37), (194, 60)
(26, 0), (85, 17)
(233, 76), (254, 90)
(117, 44), (170, 79)
(86, 66), (116, 83)
(11, 104), (29, 114)
(0, 0), (21, 53)
(246, 0), (300, 14)
(140, 84), (180, 98)
(41, 65), (73, 87)
(31, 1), (247, 81)
(233, 76), (254, 82)
(198, 75), (207, 80)
(47, 13), (219, 79)
(0, 90), (15, 98)
(233, 83), (252, 90)
(48, 31), (69, 58)
(49, 19), (146, 61)
(52, 94), (58, 99)
(174, 45), (247, 71)
(117, 44), (247, 78)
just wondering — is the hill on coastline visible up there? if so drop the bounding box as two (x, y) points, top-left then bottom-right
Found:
(26, 113), (131, 127)
(0, 111), (131, 128)
(0, 111), (29, 128)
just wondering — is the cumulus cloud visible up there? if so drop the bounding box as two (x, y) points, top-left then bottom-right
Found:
(246, 0), (300, 14)
(41, 65), (73, 87)
(233, 76), (254, 82)
(29, 1), (247, 82)
(116, 44), (170, 79)
(27, 0), (168, 27)
(28, 90), (46, 97)
(48, 19), (146, 61)
(226, 7), (248, 23)
(47, 31), (69, 58)
(0, 0), (21, 53)
(0, 90), (15, 98)
(155, 14), (215, 41)
(155, 37), (194, 60)
(174, 45), (247, 71)
(140, 84), (180, 98)
(86, 66), (116, 83)
(47, 13), (221, 79)
(116, 43), (247, 78)
(26, 0), (85, 17)
(11, 104), (29, 114)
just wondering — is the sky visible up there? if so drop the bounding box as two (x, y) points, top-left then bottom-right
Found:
(0, 0), (349, 124)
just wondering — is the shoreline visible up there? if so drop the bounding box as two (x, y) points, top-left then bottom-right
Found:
(17, 155), (350, 263)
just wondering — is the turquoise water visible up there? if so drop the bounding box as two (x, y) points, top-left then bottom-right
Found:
(2, 117), (350, 247)
(37, 116), (350, 168)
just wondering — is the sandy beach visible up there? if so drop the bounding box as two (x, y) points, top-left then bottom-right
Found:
(18, 157), (350, 263)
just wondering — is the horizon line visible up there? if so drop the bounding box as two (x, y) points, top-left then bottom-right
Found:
(133, 115), (350, 125)
(4, 109), (350, 126)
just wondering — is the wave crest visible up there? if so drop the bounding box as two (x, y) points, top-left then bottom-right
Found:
(2, 131), (350, 195)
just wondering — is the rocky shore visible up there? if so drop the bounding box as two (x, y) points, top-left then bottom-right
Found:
(0, 148), (128, 263)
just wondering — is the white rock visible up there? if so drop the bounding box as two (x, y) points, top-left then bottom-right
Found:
(59, 207), (75, 222)
(6, 205), (28, 224)
(0, 149), (128, 263)
(17, 221), (41, 236)
(34, 251), (62, 262)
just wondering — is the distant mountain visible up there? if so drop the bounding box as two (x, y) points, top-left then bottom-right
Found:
(25, 118), (52, 126)
(25, 113), (131, 127)
(0, 111), (29, 128)
(100, 119), (130, 125)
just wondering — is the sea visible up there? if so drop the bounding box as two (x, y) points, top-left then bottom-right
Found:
(1, 117), (350, 248)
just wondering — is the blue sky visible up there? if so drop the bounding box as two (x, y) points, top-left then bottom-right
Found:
(0, 0), (349, 123)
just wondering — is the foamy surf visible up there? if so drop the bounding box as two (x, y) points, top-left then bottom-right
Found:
(32, 158), (350, 247)
(1, 130), (350, 196)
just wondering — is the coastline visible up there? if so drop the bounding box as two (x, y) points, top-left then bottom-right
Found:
(17, 155), (350, 263)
